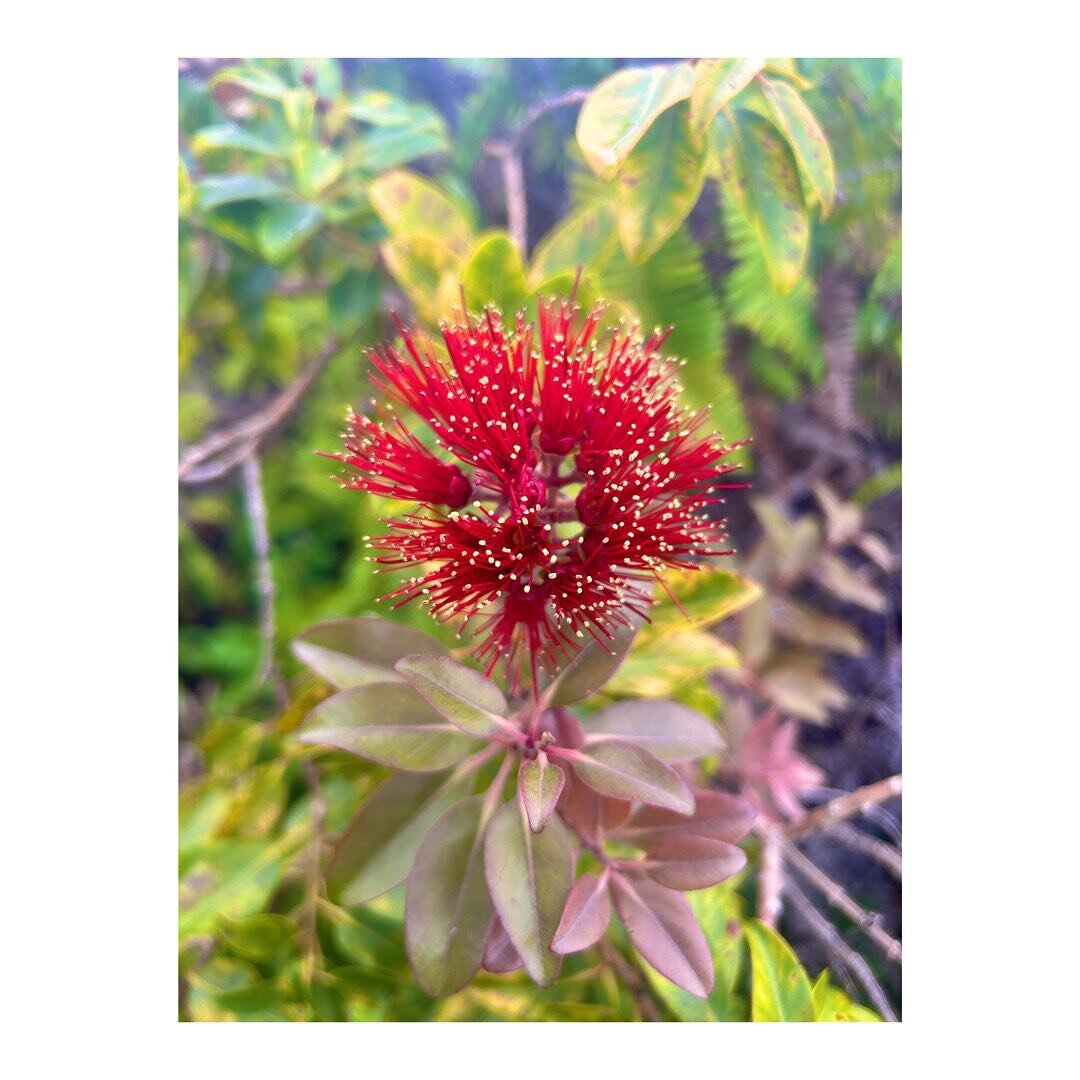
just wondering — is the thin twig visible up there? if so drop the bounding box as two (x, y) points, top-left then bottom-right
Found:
(487, 142), (528, 255)
(240, 453), (286, 705)
(179, 336), (340, 484)
(785, 774), (902, 840)
(757, 823), (784, 927)
(300, 759), (328, 983)
(483, 88), (590, 259)
(598, 938), (661, 1022)
(783, 842), (901, 965)
(826, 821), (902, 878)
(784, 878), (897, 1021)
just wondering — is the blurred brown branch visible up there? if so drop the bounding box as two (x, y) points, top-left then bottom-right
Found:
(785, 879), (897, 1021)
(485, 88), (590, 257)
(785, 774), (902, 840)
(178, 336), (340, 485)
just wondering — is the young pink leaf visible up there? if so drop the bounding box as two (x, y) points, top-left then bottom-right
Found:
(619, 788), (756, 846)
(551, 872), (612, 954)
(519, 753), (566, 834)
(559, 741), (694, 814)
(610, 872), (714, 998)
(484, 799), (574, 987)
(482, 916), (523, 974)
(643, 835), (747, 891)
(584, 699), (724, 762)
(549, 707), (586, 750)
(558, 771), (632, 841)
(404, 796), (493, 997)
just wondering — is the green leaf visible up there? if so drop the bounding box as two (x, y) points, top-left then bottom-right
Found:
(292, 616), (450, 690)
(395, 655), (508, 737)
(282, 88), (317, 138)
(328, 267), (379, 333)
(405, 796), (493, 997)
(328, 769), (471, 905)
(529, 204), (618, 285)
(518, 755), (566, 833)
(211, 65), (290, 101)
(368, 169), (472, 253)
(256, 202), (323, 264)
(297, 681), (478, 771)
(562, 741), (693, 814)
(290, 143), (343, 198)
(714, 108), (809, 293)
(484, 799), (574, 987)
(355, 120), (449, 173)
(541, 615), (644, 706)
(462, 232), (528, 314)
(745, 919), (815, 1021)
(195, 174), (287, 211)
(190, 123), (284, 157)
(614, 104), (706, 263)
(584, 699), (723, 762)
(576, 63), (694, 180)
(688, 58), (766, 137)
(759, 76), (835, 216)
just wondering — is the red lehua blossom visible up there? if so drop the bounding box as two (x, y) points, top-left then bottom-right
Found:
(322, 294), (748, 689)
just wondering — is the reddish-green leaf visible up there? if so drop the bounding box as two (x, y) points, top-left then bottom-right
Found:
(619, 789), (756, 847)
(404, 797), (493, 997)
(482, 916), (523, 974)
(541, 616), (644, 706)
(610, 873), (714, 998)
(557, 772), (632, 842)
(395, 655), (508, 737)
(551, 872), (612, 955)
(584, 699), (723, 762)
(297, 682), (477, 771)
(518, 754), (565, 834)
(561, 741), (693, 815)
(292, 616), (449, 690)
(327, 770), (469, 905)
(644, 835), (747, 892)
(484, 800), (574, 987)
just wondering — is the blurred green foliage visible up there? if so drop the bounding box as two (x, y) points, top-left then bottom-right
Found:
(179, 57), (901, 1021)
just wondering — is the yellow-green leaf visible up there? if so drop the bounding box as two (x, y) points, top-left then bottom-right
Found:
(529, 204), (618, 285)
(714, 108), (809, 293)
(745, 919), (815, 1021)
(615, 104), (707, 263)
(462, 232), (528, 314)
(576, 63), (694, 180)
(759, 77), (835, 216)
(689, 58), (766, 137)
(369, 169), (472, 254)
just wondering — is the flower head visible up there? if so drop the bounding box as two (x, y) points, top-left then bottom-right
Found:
(323, 295), (747, 688)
